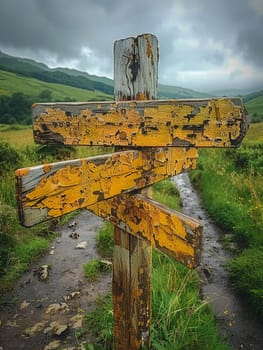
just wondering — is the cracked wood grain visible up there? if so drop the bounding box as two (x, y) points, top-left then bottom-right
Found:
(32, 97), (248, 148)
(89, 193), (202, 268)
(16, 147), (198, 227)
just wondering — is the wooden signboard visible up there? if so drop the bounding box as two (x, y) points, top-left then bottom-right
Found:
(32, 97), (247, 148)
(15, 33), (248, 350)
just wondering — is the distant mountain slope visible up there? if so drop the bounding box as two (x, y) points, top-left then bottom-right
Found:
(244, 91), (263, 123)
(0, 69), (112, 101)
(0, 51), (211, 99)
(0, 51), (113, 95)
(57, 67), (114, 88)
(243, 90), (263, 103)
(158, 83), (211, 99)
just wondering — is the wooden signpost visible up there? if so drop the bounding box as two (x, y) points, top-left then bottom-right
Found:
(15, 34), (248, 350)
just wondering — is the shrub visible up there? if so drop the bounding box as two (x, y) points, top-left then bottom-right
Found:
(0, 141), (21, 175)
(225, 144), (263, 175)
(36, 144), (76, 161)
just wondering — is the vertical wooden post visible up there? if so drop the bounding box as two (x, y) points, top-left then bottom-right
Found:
(113, 34), (158, 350)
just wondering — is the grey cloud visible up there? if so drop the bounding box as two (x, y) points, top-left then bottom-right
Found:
(0, 0), (262, 91)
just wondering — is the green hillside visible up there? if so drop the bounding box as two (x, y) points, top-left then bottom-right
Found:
(0, 51), (113, 95)
(245, 93), (263, 123)
(0, 50), (262, 124)
(0, 69), (112, 101)
(158, 83), (211, 99)
(0, 51), (212, 99)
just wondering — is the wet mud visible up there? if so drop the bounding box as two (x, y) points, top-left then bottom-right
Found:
(173, 173), (263, 350)
(1, 175), (263, 350)
(0, 210), (111, 350)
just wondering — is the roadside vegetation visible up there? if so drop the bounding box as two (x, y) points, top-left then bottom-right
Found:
(190, 122), (263, 318)
(1, 121), (262, 348)
(0, 126), (108, 292)
(0, 138), (56, 291)
(84, 180), (229, 350)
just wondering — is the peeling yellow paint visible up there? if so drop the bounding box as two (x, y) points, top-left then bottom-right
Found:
(88, 193), (202, 268)
(43, 164), (52, 173)
(33, 98), (248, 148)
(16, 148), (198, 226)
(15, 168), (30, 177)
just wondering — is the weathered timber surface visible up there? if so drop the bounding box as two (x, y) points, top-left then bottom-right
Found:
(114, 33), (158, 100)
(113, 228), (152, 349)
(112, 33), (157, 350)
(16, 147), (197, 226)
(32, 98), (248, 148)
(89, 193), (202, 268)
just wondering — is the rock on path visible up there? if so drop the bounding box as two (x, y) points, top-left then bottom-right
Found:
(0, 210), (112, 350)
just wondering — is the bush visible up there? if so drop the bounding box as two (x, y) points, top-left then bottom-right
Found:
(225, 144), (263, 174)
(0, 141), (21, 175)
(36, 144), (76, 161)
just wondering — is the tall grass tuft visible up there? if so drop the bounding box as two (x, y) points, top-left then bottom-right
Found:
(84, 180), (229, 349)
(190, 124), (263, 317)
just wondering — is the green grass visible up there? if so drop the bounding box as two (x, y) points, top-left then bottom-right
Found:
(153, 180), (181, 210)
(0, 203), (54, 291)
(96, 222), (114, 259)
(228, 249), (263, 317)
(83, 258), (111, 282)
(245, 95), (263, 123)
(0, 129), (112, 291)
(0, 69), (112, 101)
(190, 123), (263, 317)
(83, 180), (229, 349)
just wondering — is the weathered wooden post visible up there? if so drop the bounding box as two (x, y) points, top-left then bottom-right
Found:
(112, 34), (158, 349)
(15, 33), (248, 350)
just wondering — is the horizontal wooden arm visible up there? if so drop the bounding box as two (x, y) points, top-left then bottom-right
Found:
(32, 97), (248, 148)
(16, 148), (197, 226)
(89, 193), (202, 268)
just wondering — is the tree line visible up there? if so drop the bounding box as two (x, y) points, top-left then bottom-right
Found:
(0, 90), (76, 124)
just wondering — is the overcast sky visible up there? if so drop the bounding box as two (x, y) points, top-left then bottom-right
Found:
(0, 0), (262, 93)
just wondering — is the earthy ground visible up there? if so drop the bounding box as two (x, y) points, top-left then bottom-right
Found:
(0, 210), (111, 350)
(0, 174), (263, 350)
(173, 174), (263, 350)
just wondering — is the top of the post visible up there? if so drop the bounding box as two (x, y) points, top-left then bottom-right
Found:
(114, 33), (159, 101)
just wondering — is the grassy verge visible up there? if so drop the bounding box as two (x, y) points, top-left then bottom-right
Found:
(0, 126), (110, 291)
(0, 202), (55, 292)
(83, 180), (229, 349)
(190, 123), (263, 318)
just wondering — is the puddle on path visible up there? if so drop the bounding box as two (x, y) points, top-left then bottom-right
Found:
(0, 210), (111, 350)
(173, 173), (263, 350)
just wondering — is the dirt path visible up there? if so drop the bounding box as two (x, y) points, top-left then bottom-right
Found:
(1, 176), (263, 350)
(173, 173), (263, 350)
(0, 210), (112, 350)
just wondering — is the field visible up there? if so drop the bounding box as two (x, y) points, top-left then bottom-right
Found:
(245, 95), (263, 122)
(0, 69), (112, 101)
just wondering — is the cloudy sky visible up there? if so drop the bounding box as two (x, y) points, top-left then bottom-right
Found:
(0, 0), (262, 93)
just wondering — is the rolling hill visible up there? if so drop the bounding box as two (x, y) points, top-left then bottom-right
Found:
(0, 51), (211, 99)
(245, 94), (263, 123)
(0, 69), (112, 101)
(0, 50), (262, 123)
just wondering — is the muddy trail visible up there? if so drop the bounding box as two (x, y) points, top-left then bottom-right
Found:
(173, 173), (263, 350)
(1, 176), (263, 350)
(0, 211), (111, 350)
